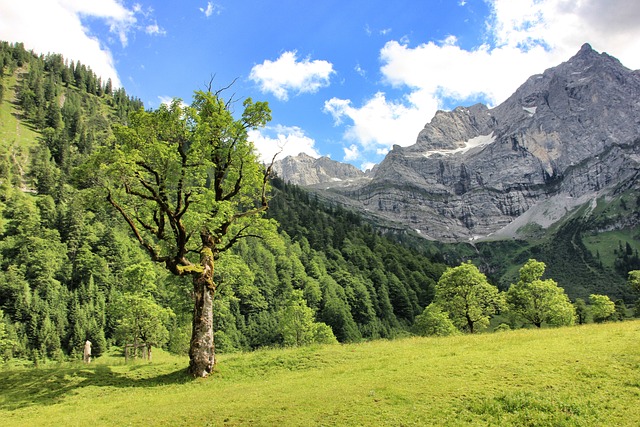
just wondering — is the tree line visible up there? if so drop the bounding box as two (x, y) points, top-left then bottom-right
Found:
(413, 258), (638, 337)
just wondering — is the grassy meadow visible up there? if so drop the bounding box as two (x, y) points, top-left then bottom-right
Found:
(1, 321), (639, 426)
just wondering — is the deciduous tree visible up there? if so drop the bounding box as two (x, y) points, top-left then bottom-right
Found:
(113, 292), (174, 360)
(92, 86), (274, 377)
(589, 294), (615, 323)
(506, 259), (575, 328)
(434, 261), (503, 333)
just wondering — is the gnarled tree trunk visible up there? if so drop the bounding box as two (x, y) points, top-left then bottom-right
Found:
(188, 245), (216, 377)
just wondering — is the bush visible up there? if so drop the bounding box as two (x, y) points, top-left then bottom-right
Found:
(494, 323), (511, 332)
(413, 304), (459, 337)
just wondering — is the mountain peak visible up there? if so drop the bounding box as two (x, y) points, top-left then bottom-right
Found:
(578, 42), (594, 55)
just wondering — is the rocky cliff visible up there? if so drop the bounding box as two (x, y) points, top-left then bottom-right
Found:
(298, 44), (640, 242)
(272, 152), (366, 186)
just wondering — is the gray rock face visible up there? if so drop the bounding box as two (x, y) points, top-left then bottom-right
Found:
(272, 153), (366, 186)
(317, 44), (640, 242)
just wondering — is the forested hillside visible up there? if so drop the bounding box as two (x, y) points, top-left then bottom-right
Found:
(0, 42), (450, 363)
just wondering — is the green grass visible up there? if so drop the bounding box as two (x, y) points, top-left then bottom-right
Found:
(0, 71), (40, 151)
(1, 321), (639, 426)
(0, 69), (41, 189)
(583, 228), (640, 269)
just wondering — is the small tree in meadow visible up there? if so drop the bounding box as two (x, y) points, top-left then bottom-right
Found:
(434, 261), (504, 334)
(113, 293), (175, 360)
(589, 294), (615, 323)
(506, 259), (575, 328)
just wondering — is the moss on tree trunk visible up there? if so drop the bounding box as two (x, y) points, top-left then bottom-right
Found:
(188, 246), (216, 377)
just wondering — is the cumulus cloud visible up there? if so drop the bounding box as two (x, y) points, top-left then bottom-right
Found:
(0, 0), (165, 88)
(324, 91), (438, 153)
(248, 125), (321, 164)
(249, 51), (334, 101)
(327, 0), (640, 162)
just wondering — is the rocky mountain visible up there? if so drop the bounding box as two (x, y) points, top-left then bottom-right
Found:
(272, 152), (366, 186)
(288, 44), (640, 242)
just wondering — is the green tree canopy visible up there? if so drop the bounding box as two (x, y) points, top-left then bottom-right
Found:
(506, 259), (575, 328)
(112, 292), (174, 360)
(413, 303), (459, 337)
(278, 289), (336, 347)
(589, 294), (615, 323)
(434, 261), (503, 333)
(628, 270), (640, 293)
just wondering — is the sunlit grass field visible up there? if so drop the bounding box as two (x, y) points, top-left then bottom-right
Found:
(1, 321), (639, 426)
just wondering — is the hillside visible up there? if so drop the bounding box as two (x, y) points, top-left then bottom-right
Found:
(0, 41), (455, 365)
(1, 321), (639, 426)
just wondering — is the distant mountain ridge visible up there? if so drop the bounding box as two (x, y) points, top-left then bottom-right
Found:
(277, 44), (640, 242)
(272, 152), (366, 186)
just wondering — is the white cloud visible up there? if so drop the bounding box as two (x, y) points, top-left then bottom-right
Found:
(379, 39), (556, 106)
(0, 0), (162, 88)
(249, 51), (335, 101)
(486, 0), (640, 68)
(145, 22), (166, 36)
(343, 144), (360, 161)
(361, 162), (376, 172)
(324, 91), (438, 153)
(200, 2), (220, 18)
(327, 0), (640, 163)
(248, 125), (321, 164)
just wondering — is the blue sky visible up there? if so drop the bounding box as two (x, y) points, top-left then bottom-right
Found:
(2, 1), (640, 170)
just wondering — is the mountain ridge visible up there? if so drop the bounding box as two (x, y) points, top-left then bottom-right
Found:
(278, 43), (640, 243)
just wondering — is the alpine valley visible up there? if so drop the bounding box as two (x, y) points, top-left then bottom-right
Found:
(274, 44), (640, 298)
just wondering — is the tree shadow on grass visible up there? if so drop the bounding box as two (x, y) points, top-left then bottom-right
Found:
(0, 363), (193, 411)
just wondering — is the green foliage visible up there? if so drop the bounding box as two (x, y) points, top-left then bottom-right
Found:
(475, 200), (640, 303)
(494, 323), (511, 332)
(574, 298), (589, 324)
(628, 270), (640, 293)
(0, 308), (17, 361)
(92, 92), (274, 274)
(434, 261), (504, 333)
(267, 179), (447, 339)
(506, 259), (575, 328)
(111, 292), (174, 351)
(413, 303), (459, 337)
(278, 289), (337, 346)
(589, 294), (615, 323)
